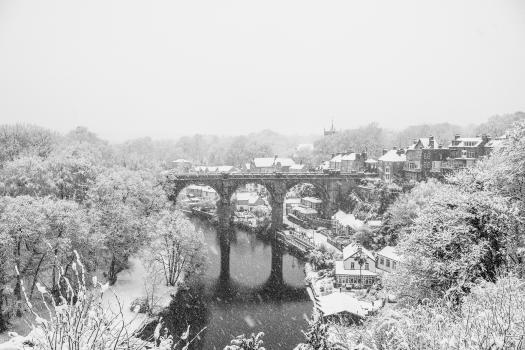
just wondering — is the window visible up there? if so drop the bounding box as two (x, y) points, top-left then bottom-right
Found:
(379, 257), (384, 265)
(392, 261), (397, 270)
(350, 262), (355, 269)
(365, 263), (369, 270)
(467, 151), (476, 158)
(385, 167), (390, 173)
(386, 259), (391, 267)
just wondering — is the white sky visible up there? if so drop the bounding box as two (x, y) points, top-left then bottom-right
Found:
(0, 0), (524, 141)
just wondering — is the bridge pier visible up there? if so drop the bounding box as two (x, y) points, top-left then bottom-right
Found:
(217, 199), (233, 282)
(268, 239), (284, 286)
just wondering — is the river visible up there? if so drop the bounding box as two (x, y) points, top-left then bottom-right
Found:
(160, 217), (313, 349)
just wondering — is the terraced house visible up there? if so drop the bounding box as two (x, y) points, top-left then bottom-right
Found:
(403, 136), (448, 181)
(441, 134), (491, 174)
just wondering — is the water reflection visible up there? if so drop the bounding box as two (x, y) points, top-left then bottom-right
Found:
(160, 218), (312, 350)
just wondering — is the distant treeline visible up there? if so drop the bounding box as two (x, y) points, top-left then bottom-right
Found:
(0, 111), (523, 170)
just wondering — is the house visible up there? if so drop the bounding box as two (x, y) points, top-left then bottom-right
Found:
(441, 134), (491, 174)
(172, 159), (193, 173)
(404, 136), (449, 182)
(341, 152), (366, 173)
(291, 206), (318, 219)
(328, 151), (366, 173)
(484, 135), (507, 156)
(376, 246), (403, 273)
(335, 243), (378, 287)
(185, 185), (218, 200)
(365, 159), (378, 172)
(233, 192), (266, 211)
(285, 198), (302, 215)
(332, 210), (364, 236)
(301, 197), (323, 211)
(194, 165), (239, 173)
(328, 153), (343, 170)
(377, 148), (406, 183)
(249, 157), (296, 173)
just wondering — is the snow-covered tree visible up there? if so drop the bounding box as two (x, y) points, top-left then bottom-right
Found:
(387, 185), (521, 303)
(149, 211), (205, 287)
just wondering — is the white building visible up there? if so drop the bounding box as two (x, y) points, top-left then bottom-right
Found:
(233, 192), (266, 211)
(332, 210), (364, 236)
(376, 246), (403, 273)
(335, 243), (378, 287)
(185, 185), (218, 200)
(250, 157), (296, 173)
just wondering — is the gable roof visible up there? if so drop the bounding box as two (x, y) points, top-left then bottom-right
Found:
(235, 192), (264, 205)
(449, 137), (483, 148)
(342, 243), (375, 261)
(378, 149), (406, 163)
(377, 246), (403, 262)
(341, 153), (358, 161)
(302, 196), (323, 204)
(329, 154), (343, 163)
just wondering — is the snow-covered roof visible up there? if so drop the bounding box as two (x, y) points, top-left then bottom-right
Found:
(407, 138), (430, 150)
(341, 153), (358, 161)
(235, 192), (264, 205)
(377, 246), (403, 262)
(187, 184), (216, 192)
(332, 210), (364, 230)
(173, 159), (191, 163)
(485, 136), (507, 148)
(450, 137), (483, 148)
(253, 157), (296, 168)
(320, 161), (330, 170)
(378, 149), (406, 163)
(342, 243), (375, 261)
(317, 290), (368, 318)
(365, 159), (377, 163)
(290, 164), (306, 170)
(285, 198), (302, 204)
(302, 196), (323, 204)
(293, 206), (318, 215)
(329, 154), (343, 163)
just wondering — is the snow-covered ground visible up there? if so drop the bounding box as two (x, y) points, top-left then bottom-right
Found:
(0, 256), (175, 348)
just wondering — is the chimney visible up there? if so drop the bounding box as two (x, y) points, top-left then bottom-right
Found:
(482, 134), (490, 143)
(429, 135), (435, 148)
(396, 148), (405, 155)
(361, 151), (367, 160)
(455, 134), (461, 140)
(382, 148), (388, 155)
(438, 144), (443, 149)
(413, 139), (417, 144)
(393, 146), (398, 150)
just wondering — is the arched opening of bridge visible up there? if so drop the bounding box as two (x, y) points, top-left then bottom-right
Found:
(174, 183), (220, 216)
(284, 182), (332, 249)
(228, 182), (272, 233)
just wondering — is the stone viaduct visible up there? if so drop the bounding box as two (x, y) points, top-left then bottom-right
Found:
(163, 171), (374, 285)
